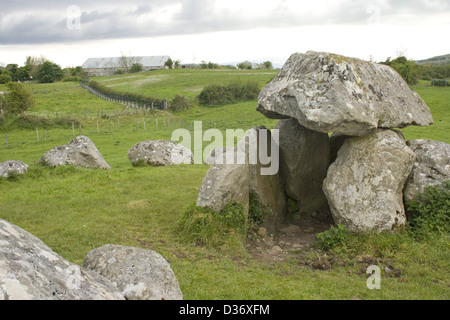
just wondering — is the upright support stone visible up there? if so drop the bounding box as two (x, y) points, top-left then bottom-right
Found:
(323, 130), (416, 232)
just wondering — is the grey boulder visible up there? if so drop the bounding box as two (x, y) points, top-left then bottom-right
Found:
(404, 139), (450, 203)
(82, 244), (183, 300)
(0, 219), (124, 300)
(196, 163), (250, 214)
(257, 51), (433, 136)
(40, 136), (111, 170)
(323, 130), (416, 232)
(128, 140), (193, 166)
(0, 161), (29, 178)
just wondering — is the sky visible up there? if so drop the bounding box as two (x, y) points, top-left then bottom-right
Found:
(0, 0), (449, 68)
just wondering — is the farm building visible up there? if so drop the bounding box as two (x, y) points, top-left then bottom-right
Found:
(81, 56), (171, 76)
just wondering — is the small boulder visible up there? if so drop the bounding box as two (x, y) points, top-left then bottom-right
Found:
(404, 139), (450, 203)
(257, 51), (433, 136)
(0, 161), (28, 178)
(40, 136), (111, 170)
(128, 140), (193, 166)
(0, 219), (124, 300)
(82, 244), (183, 300)
(323, 130), (416, 232)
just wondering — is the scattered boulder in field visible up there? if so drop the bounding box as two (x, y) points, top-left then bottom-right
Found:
(40, 136), (111, 170)
(0, 219), (124, 300)
(404, 139), (450, 203)
(257, 51), (433, 136)
(276, 118), (330, 214)
(323, 130), (416, 232)
(0, 160), (29, 178)
(82, 244), (183, 300)
(128, 140), (193, 166)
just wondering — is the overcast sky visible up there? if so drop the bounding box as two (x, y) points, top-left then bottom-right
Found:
(1, 0), (449, 67)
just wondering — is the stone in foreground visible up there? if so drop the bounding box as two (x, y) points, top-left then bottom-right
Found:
(83, 244), (183, 300)
(0, 219), (124, 300)
(40, 136), (111, 170)
(257, 51), (433, 136)
(323, 130), (416, 232)
(403, 139), (450, 203)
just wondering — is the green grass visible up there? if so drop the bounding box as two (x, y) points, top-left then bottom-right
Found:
(403, 82), (450, 143)
(0, 70), (449, 300)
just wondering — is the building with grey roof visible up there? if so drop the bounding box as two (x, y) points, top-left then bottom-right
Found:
(81, 56), (170, 76)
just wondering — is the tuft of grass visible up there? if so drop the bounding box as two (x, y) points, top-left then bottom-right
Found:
(178, 201), (247, 251)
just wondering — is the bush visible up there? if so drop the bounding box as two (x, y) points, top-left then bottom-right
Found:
(431, 79), (448, 87)
(406, 182), (450, 238)
(37, 61), (63, 83)
(316, 225), (350, 252)
(171, 95), (190, 111)
(248, 192), (270, 227)
(0, 73), (12, 84)
(62, 76), (82, 82)
(198, 81), (260, 106)
(3, 82), (34, 115)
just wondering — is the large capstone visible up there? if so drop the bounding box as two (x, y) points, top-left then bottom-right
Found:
(323, 130), (416, 232)
(257, 51), (433, 136)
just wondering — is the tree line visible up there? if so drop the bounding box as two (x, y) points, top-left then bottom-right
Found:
(380, 56), (450, 85)
(0, 56), (86, 84)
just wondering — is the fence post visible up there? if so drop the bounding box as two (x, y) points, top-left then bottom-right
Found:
(72, 122), (75, 137)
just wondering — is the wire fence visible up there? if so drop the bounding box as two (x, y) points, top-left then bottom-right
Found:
(80, 80), (169, 110)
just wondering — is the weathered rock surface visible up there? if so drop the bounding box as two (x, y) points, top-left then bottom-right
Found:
(323, 130), (416, 232)
(128, 140), (193, 166)
(404, 139), (450, 202)
(0, 161), (28, 178)
(257, 51), (433, 136)
(246, 126), (286, 232)
(276, 118), (330, 213)
(204, 147), (236, 165)
(82, 244), (183, 300)
(40, 136), (111, 170)
(0, 219), (124, 300)
(198, 126), (286, 230)
(196, 163), (251, 214)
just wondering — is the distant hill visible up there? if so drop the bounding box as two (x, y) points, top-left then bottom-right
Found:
(416, 54), (450, 66)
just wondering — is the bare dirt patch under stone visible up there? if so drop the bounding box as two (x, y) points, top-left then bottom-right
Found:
(246, 209), (335, 263)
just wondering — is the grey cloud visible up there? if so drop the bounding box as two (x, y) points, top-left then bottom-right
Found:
(0, 0), (448, 45)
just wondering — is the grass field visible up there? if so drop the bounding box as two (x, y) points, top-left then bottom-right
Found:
(0, 70), (448, 300)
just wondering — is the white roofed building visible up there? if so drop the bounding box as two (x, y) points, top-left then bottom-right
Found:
(81, 56), (170, 76)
